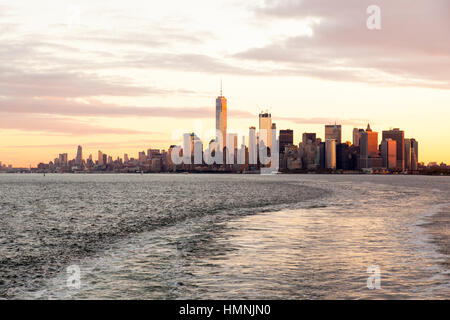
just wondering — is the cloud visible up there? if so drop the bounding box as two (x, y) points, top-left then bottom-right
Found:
(122, 52), (265, 76)
(0, 97), (254, 119)
(0, 34), (258, 77)
(3, 0), (448, 91)
(67, 27), (214, 47)
(0, 92), (371, 142)
(0, 113), (150, 136)
(235, 0), (450, 89)
(0, 67), (178, 98)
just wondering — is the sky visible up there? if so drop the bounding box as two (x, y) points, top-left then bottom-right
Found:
(0, 0), (449, 167)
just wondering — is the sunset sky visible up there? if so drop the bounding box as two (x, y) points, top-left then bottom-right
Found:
(1, 0), (449, 167)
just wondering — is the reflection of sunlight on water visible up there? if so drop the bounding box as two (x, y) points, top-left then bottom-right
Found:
(14, 175), (450, 300)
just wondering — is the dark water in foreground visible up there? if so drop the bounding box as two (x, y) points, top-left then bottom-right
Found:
(0, 174), (448, 299)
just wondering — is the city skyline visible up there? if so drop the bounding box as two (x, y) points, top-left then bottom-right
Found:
(0, 101), (446, 169)
(0, 86), (446, 170)
(4, 92), (437, 174)
(1, 0), (449, 166)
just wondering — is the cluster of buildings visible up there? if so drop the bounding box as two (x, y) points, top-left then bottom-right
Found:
(280, 124), (420, 173)
(35, 146), (170, 173)
(0, 161), (14, 172)
(30, 123), (422, 174)
(8, 90), (446, 174)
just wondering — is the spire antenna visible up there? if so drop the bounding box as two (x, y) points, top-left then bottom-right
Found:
(220, 79), (223, 96)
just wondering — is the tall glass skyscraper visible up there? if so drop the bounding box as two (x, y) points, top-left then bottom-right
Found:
(352, 128), (365, 147)
(325, 139), (336, 169)
(76, 145), (83, 166)
(405, 138), (419, 171)
(382, 128), (405, 170)
(325, 124), (342, 144)
(411, 139), (419, 171)
(259, 111), (272, 149)
(279, 129), (294, 153)
(216, 88), (227, 152)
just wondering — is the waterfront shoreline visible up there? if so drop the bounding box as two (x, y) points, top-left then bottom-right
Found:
(1, 171), (449, 176)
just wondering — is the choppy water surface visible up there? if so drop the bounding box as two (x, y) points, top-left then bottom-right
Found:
(0, 174), (448, 299)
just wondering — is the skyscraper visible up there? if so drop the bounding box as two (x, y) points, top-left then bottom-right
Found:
(336, 142), (351, 170)
(271, 123), (277, 153)
(76, 145), (83, 166)
(325, 124), (342, 144)
(319, 142), (326, 169)
(279, 129), (294, 153)
(98, 150), (104, 165)
(382, 128), (405, 170)
(249, 126), (257, 165)
(302, 133), (316, 144)
(353, 128), (359, 146)
(138, 151), (147, 164)
(381, 139), (397, 169)
(325, 139), (336, 169)
(87, 154), (93, 167)
(405, 138), (419, 171)
(259, 111), (272, 150)
(359, 124), (379, 168)
(148, 149), (162, 160)
(352, 128), (364, 147)
(226, 133), (238, 165)
(189, 133), (203, 165)
(216, 85), (227, 152)
(360, 124), (378, 157)
(411, 139), (419, 171)
(167, 145), (177, 170)
(405, 138), (412, 171)
(58, 153), (68, 166)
